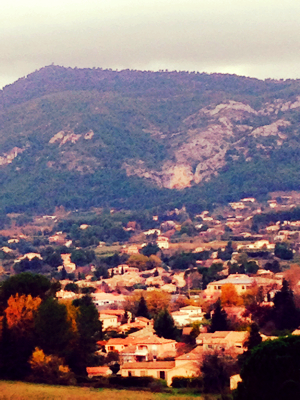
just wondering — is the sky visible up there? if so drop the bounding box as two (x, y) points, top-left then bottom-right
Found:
(1, 0), (300, 89)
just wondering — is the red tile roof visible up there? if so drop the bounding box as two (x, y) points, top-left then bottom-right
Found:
(122, 361), (175, 370)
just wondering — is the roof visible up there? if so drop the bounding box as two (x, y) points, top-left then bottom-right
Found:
(86, 366), (111, 375)
(100, 314), (118, 320)
(171, 361), (200, 373)
(99, 309), (125, 316)
(120, 345), (137, 354)
(197, 331), (248, 344)
(208, 274), (254, 286)
(182, 327), (193, 335)
(180, 306), (202, 311)
(176, 346), (203, 361)
(136, 317), (151, 323)
(106, 335), (176, 346)
(121, 361), (175, 370)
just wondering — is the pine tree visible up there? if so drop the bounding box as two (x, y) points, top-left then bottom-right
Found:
(136, 295), (150, 319)
(210, 298), (228, 332)
(154, 308), (178, 340)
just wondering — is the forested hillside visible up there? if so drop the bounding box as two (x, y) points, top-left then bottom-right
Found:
(1, 65), (300, 214)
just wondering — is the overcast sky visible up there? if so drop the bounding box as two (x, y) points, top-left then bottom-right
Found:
(1, 0), (300, 89)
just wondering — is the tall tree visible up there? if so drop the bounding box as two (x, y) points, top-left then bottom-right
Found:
(71, 295), (103, 375)
(136, 295), (150, 319)
(34, 297), (73, 358)
(273, 279), (300, 331)
(234, 336), (300, 400)
(210, 299), (229, 332)
(154, 308), (178, 340)
(244, 323), (262, 352)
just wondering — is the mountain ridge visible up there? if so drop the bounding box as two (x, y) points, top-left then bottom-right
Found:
(1, 65), (300, 214)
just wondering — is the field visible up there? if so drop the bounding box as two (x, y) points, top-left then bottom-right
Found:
(0, 381), (206, 400)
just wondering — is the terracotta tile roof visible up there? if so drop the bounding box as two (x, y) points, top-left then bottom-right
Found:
(136, 317), (151, 323)
(99, 309), (125, 316)
(182, 327), (193, 335)
(121, 361), (175, 370)
(86, 366), (111, 375)
(120, 345), (137, 354)
(172, 361), (200, 372)
(106, 335), (176, 346)
(176, 346), (203, 361)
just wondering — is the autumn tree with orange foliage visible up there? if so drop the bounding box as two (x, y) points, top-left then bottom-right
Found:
(146, 290), (171, 317)
(284, 264), (300, 291)
(29, 347), (75, 385)
(220, 283), (243, 307)
(124, 289), (171, 318)
(5, 294), (42, 334)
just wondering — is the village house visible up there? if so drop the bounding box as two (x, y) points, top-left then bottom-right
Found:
(99, 314), (119, 330)
(205, 274), (255, 297)
(121, 245), (142, 255)
(171, 305), (203, 327)
(156, 236), (169, 249)
(98, 309), (127, 323)
(91, 292), (125, 308)
(196, 331), (248, 355)
(105, 335), (177, 361)
(120, 349), (201, 386)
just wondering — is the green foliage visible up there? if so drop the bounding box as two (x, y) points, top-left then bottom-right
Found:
(13, 257), (43, 273)
(154, 308), (179, 340)
(273, 279), (300, 331)
(274, 242), (293, 260)
(198, 263), (223, 290)
(234, 336), (300, 400)
(210, 299), (229, 333)
(0, 272), (51, 310)
(171, 376), (203, 389)
(108, 375), (155, 388)
(141, 243), (160, 257)
(169, 252), (196, 270)
(264, 259), (281, 273)
(64, 282), (79, 293)
(136, 295), (150, 319)
(201, 352), (237, 394)
(71, 295), (103, 375)
(3, 66), (300, 215)
(70, 249), (95, 266)
(34, 297), (73, 357)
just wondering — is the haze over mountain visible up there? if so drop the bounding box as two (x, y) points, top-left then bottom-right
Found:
(1, 65), (300, 214)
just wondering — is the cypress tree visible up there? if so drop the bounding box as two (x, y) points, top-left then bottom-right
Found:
(136, 295), (150, 319)
(210, 298), (228, 332)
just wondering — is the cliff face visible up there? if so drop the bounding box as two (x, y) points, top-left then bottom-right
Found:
(1, 65), (300, 212)
(122, 99), (299, 189)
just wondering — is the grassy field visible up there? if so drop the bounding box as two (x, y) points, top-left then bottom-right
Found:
(0, 381), (205, 400)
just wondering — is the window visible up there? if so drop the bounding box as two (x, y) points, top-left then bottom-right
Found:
(242, 286), (245, 290)
(140, 371), (147, 376)
(128, 371), (135, 377)
(218, 286), (221, 290)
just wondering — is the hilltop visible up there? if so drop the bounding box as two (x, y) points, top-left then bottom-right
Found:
(1, 65), (300, 214)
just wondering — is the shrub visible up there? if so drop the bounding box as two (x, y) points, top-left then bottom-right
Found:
(108, 375), (155, 388)
(148, 379), (167, 392)
(172, 376), (203, 390)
